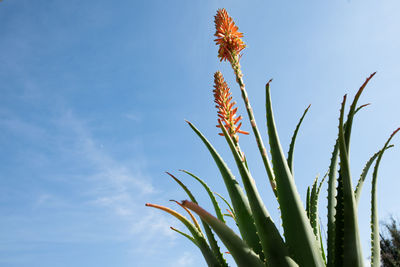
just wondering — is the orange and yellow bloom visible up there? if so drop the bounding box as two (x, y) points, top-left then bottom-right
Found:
(214, 8), (246, 62)
(213, 71), (248, 141)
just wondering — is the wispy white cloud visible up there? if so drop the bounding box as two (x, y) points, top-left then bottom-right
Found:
(1, 108), (178, 253)
(57, 110), (155, 194)
(55, 111), (176, 244)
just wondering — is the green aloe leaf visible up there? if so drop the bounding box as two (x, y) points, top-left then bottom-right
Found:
(337, 95), (364, 267)
(223, 212), (235, 219)
(354, 145), (393, 205)
(370, 128), (399, 267)
(309, 176), (320, 237)
(309, 173), (327, 263)
(327, 139), (339, 267)
(166, 172), (227, 266)
(214, 191), (236, 220)
(311, 173), (327, 235)
(186, 120), (264, 260)
(219, 120), (297, 267)
(344, 72), (376, 152)
(334, 156), (345, 266)
(170, 200), (202, 232)
(182, 200), (266, 267)
(145, 203), (220, 267)
(287, 104), (311, 175)
(328, 101), (369, 267)
(354, 103), (371, 114)
(318, 225), (327, 265)
(180, 169), (225, 223)
(166, 171), (198, 203)
(170, 226), (196, 245)
(265, 81), (325, 267)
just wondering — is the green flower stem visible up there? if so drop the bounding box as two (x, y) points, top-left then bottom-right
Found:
(229, 54), (277, 195)
(232, 137), (248, 168)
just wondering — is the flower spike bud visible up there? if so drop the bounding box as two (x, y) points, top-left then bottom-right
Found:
(214, 8), (246, 62)
(213, 71), (249, 141)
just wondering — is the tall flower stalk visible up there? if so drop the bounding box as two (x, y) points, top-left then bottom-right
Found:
(214, 8), (277, 192)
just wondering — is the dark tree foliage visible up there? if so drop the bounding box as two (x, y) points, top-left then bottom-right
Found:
(380, 217), (400, 267)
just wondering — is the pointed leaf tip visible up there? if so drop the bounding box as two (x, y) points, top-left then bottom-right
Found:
(170, 200), (202, 232)
(166, 171), (174, 178)
(287, 102), (312, 175)
(390, 127), (400, 138)
(359, 103), (371, 109)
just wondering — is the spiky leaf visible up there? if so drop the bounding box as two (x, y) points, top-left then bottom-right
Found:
(167, 172), (227, 266)
(337, 95), (364, 267)
(180, 169), (225, 223)
(186, 121), (264, 259)
(145, 203), (220, 266)
(354, 145), (393, 205)
(370, 128), (399, 267)
(214, 191), (236, 220)
(170, 226), (196, 245)
(220, 119), (297, 267)
(287, 104), (311, 175)
(265, 82), (325, 266)
(182, 201), (266, 267)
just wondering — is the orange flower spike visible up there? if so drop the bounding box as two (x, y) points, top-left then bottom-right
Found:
(213, 71), (249, 141)
(214, 8), (246, 62)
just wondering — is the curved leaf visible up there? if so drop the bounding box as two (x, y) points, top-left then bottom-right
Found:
(167, 172), (227, 266)
(354, 145), (393, 205)
(327, 139), (339, 267)
(214, 191), (236, 220)
(337, 95), (364, 267)
(220, 119), (297, 267)
(170, 226), (196, 245)
(180, 169), (225, 223)
(309, 173), (327, 263)
(170, 200), (202, 232)
(309, 176), (320, 237)
(265, 82), (325, 267)
(145, 203), (220, 267)
(328, 99), (369, 267)
(182, 201), (267, 267)
(344, 72), (376, 152)
(370, 128), (399, 267)
(186, 121), (263, 259)
(287, 104), (311, 175)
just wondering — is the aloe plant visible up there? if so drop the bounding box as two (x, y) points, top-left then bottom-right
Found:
(146, 8), (399, 267)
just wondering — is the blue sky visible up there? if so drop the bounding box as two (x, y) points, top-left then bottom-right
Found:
(1, 0), (399, 266)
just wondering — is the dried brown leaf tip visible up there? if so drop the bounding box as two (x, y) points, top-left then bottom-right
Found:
(213, 71), (249, 141)
(214, 8), (246, 62)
